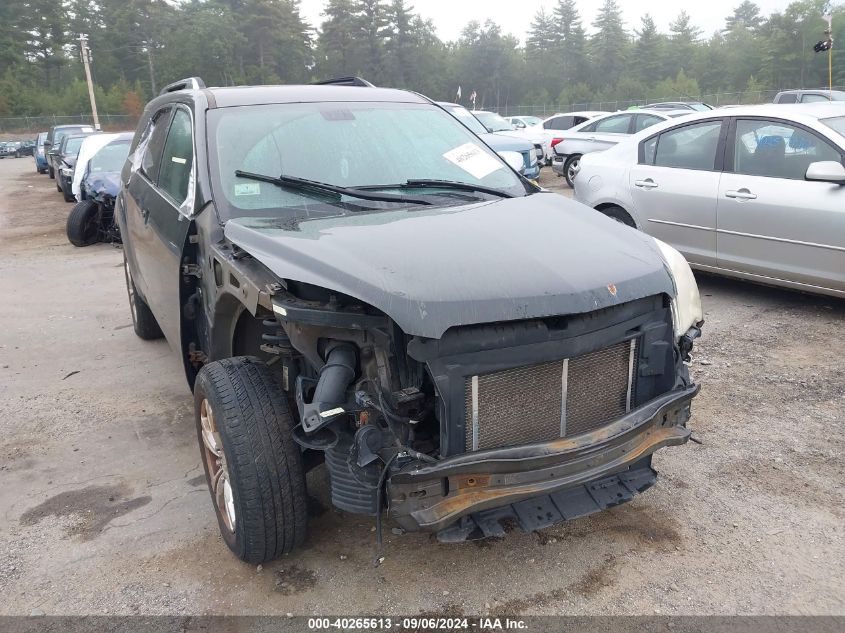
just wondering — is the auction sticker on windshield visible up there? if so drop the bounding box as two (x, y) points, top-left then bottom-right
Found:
(443, 143), (503, 179)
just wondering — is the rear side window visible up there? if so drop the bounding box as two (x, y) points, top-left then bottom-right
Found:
(157, 108), (194, 205)
(777, 93), (798, 104)
(801, 94), (829, 103)
(635, 114), (664, 133)
(139, 108), (172, 181)
(642, 121), (723, 171)
(593, 114), (632, 134)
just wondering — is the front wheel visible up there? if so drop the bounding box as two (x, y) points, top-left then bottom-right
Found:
(194, 357), (308, 562)
(66, 200), (99, 246)
(564, 154), (581, 188)
(48, 165), (54, 179)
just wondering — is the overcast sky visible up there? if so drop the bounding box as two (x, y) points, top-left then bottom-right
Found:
(298, 0), (803, 42)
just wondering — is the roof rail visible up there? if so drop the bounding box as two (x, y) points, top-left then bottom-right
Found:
(312, 76), (375, 87)
(159, 77), (206, 95)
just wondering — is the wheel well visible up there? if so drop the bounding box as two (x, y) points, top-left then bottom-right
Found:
(595, 203), (637, 228)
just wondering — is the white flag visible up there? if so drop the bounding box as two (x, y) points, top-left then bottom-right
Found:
(456, 86), (462, 100)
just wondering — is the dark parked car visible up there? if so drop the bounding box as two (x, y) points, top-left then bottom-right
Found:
(14, 140), (35, 157)
(56, 132), (97, 202)
(67, 134), (133, 246)
(45, 124), (94, 178)
(118, 77), (704, 563)
(34, 132), (48, 173)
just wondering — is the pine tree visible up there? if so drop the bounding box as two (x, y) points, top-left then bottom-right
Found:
(633, 14), (663, 85)
(552, 0), (589, 87)
(590, 0), (628, 89)
(318, 0), (358, 78)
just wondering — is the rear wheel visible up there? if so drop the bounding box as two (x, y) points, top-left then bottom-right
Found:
(564, 154), (581, 188)
(66, 200), (100, 247)
(194, 357), (308, 562)
(122, 254), (164, 340)
(598, 205), (637, 228)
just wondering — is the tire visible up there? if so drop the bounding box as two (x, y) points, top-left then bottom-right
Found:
(122, 254), (164, 340)
(598, 205), (637, 228)
(61, 180), (75, 202)
(48, 165), (54, 179)
(564, 154), (581, 188)
(194, 357), (308, 563)
(67, 200), (100, 246)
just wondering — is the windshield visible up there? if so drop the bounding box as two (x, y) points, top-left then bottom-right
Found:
(90, 141), (130, 173)
(442, 105), (487, 135)
(821, 116), (845, 137)
(208, 102), (526, 221)
(473, 111), (514, 132)
(689, 103), (713, 112)
(521, 117), (542, 126)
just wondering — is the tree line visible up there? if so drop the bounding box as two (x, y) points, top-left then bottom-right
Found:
(0, 0), (843, 119)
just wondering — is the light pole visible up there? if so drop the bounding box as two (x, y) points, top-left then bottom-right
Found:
(77, 34), (101, 130)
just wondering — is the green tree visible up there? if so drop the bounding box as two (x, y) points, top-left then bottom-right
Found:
(633, 14), (663, 85)
(590, 0), (628, 88)
(552, 0), (589, 86)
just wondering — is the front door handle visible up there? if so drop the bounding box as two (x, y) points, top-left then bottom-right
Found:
(634, 178), (658, 190)
(141, 207), (151, 223)
(725, 189), (757, 200)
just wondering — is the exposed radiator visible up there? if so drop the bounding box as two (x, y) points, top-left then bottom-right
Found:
(464, 339), (638, 451)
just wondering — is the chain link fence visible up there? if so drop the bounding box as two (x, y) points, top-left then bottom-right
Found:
(0, 113), (138, 134)
(498, 87), (845, 118)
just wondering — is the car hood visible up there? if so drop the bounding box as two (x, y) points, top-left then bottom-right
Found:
(224, 193), (675, 339)
(83, 171), (121, 199)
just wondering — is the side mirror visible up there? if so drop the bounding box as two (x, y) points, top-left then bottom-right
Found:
(497, 150), (525, 173)
(43, 141), (51, 148)
(805, 161), (845, 185)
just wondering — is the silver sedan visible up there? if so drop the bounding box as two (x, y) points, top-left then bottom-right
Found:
(573, 103), (845, 299)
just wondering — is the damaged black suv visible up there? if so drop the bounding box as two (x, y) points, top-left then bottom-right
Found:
(117, 76), (704, 563)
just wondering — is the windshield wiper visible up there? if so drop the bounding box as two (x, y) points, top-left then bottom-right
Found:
(398, 179), (514, 198)
(234, 170), (433, 206)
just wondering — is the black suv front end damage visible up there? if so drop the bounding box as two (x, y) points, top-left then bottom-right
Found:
(247, 271), (698, 541)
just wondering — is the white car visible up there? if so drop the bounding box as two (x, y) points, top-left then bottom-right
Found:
(537, 111), (609, 163)
(552, 109), (689, 186)
(573, 103), (845, 298)
(505, 115), (543, 129)
(472, 110), (547, 164)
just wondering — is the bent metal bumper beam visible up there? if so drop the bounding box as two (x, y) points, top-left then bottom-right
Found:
(388, 384), (699, 533)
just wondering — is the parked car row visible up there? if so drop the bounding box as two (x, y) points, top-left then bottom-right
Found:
(31, 124), (132, 247)
(0, 140), (35, 158)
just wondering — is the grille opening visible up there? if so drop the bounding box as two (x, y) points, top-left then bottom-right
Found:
(465, 339), (638, 452)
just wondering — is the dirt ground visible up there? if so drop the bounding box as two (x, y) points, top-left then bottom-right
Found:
(0, 156), (843, 616)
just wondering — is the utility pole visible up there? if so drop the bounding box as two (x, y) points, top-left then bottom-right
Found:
(77, 34), (101, 130)
(826, 14), (834, 99)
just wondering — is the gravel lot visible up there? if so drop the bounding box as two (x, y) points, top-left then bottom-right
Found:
(0, 156), (843, 616)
